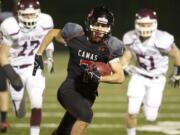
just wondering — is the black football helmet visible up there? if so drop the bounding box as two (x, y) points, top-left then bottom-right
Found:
(135, 8), (158, 38)
(17, 0), (41, 29)
(85, 6), (114, 43)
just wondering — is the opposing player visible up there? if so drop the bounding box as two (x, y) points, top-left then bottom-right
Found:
(33, 6), (125, 135)
(0, 1), (16, 132)
(0, 0), (54, 135)
(120, 8), (180, 135)
(0, 43), (23, 133)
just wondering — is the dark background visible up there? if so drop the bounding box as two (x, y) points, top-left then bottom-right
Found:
(1, 0), (180, 47)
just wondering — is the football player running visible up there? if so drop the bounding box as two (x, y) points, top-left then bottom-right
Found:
(0, 43), (23, 133)
(33, 6), (125, 135)
(120, 8), (180, 135)
(0, 0), (54, 135)
(0, 41), (23, 94)
(0, 1), (20, 132)
(0, 8), (12, 134)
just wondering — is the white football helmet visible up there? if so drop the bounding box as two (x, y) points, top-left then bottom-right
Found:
(135, 8), (157, 38)
(17, 0), (41, 29)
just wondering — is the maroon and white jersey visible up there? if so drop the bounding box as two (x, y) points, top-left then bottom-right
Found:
(123, 30), (174, 77)
(0, 13), (54, 66)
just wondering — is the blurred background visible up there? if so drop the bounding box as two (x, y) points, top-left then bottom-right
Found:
(1, 0), (180, 47)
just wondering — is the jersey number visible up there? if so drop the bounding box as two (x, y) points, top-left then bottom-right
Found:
(18, 40), (40, 56)
(80, 59), (95, 71)
(137, 54), (155, 70)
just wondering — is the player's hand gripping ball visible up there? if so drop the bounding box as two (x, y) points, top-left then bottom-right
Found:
(95, 62), (112, 76)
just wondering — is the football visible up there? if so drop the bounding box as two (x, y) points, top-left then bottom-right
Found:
(95, 62), (112, 76)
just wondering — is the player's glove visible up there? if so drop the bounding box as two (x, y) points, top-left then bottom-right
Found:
(86, 65), (101, 83)
(2, 64), (23, 91)
(32, 54), (44, 76)
(123, 65), (135, 76)
(44, 58), (54, 74)
(80, 60), (101, 83)
(169, 65), (180, 88)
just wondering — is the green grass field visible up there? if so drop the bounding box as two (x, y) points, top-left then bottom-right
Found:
(5, 52), (180, 135)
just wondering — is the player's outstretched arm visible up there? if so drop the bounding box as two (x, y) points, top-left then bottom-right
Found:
(0, 45), (23, 91)
(100, 58), (125, 84)
(168, 43), (180, 87)
(33, 29), (65, 75)
(119, 48), (132, 67)
(168, 44), (180, 65)
(0, 45), (9, 66)
(37, 29), (64, 55)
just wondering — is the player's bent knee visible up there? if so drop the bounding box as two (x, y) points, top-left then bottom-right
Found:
(144, 106), (158, 122)
(13, 78), (23, 91)
(31, 100), (42, 108)
(57, 89), (61, 104)
(79, 109), (93, 123)
(30, 94), (43, 108)
(128, 107), (140, 115)
(11, 93), (24, 101)
(145, 113), (158, 122)
(128, 113), (138, 120)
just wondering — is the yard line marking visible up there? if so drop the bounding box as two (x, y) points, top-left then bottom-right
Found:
(138, 121), (180, 135)
(8, 112), (180, 118)
(42, 104), (180, 109)
(11, 123), (124, 129)
(44, 97), (180, 102)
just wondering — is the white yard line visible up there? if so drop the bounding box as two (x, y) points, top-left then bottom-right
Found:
(41, 103), (180, 109)
(8, 112), (180, 118)
(11, 123), (124, 129)
(44, 97), (180, 102)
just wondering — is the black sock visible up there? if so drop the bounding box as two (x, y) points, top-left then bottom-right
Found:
(1, 111), (7, 123)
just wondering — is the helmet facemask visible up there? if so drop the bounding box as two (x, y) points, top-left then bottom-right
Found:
(18, 8), (40, 29)
(135, 8), (157, 38)
(89, 17), (111, 43)
(86, 6), (114, 43)
(17, 0), (41, 30)
(135, 17), (157, 38)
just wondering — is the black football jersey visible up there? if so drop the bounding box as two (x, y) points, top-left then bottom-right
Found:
(61, 23), (124, 94)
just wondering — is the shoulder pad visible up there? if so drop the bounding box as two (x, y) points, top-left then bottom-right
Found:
(0, 12), (13, 23)
(154, 30), (174, 50)
(61, 22), (84, 40)
(106, 36), (125, 57)
(0, 17), (20, 36)
(38, 13), (54, 29)
(123, 30), (137, 45)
